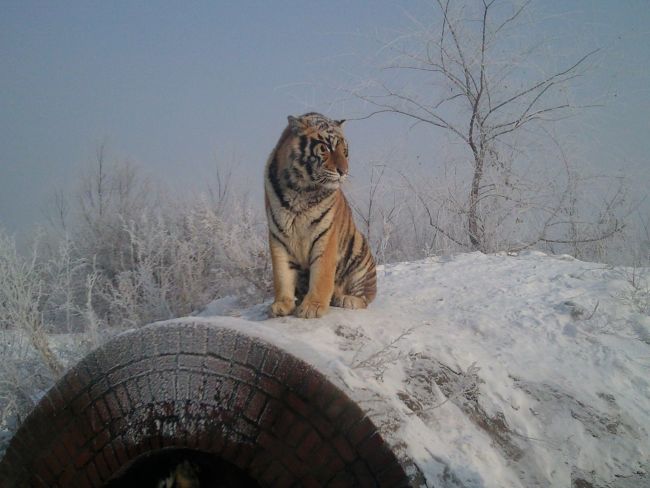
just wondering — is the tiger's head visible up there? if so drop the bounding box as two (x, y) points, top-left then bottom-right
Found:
(280, 112), (349, 190)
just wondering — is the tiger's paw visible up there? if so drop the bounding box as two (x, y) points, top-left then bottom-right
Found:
(295, 299), (328, 319)
(269, 298), (296, 317)
(332, 295), (368, 310)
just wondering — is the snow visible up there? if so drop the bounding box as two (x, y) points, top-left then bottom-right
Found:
(193, 251), (650, 488)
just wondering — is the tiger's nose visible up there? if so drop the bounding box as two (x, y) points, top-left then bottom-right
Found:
(337, 168), (346, 177)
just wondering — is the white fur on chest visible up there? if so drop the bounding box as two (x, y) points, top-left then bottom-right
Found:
(274, 198), (334, 266)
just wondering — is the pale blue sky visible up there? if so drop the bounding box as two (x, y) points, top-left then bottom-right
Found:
(1, 1), (648, 234)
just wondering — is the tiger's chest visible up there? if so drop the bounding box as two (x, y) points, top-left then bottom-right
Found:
(274, 200), (335, 266)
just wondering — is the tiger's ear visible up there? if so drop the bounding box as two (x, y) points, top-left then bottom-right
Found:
(287, 115), (303, 134)
(335, 119), (346, 127)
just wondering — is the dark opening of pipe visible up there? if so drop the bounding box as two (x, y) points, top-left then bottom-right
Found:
(105, 448), (261, 487)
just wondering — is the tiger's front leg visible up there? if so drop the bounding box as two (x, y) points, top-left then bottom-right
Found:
(295, 230), (337, 319)
(269, 235), (298, 317)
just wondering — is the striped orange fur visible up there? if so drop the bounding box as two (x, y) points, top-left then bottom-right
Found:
(264, 113), (376, 318)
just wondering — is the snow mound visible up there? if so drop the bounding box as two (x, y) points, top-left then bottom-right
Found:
(197, 251), (649, 488)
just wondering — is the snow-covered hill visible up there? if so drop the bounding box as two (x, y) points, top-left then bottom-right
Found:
(195, 251), (650, 488)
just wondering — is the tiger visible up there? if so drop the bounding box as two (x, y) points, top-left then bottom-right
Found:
(264, 112), (376, 319)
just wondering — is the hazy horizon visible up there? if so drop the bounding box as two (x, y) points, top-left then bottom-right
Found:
(2, 1), (649, 238)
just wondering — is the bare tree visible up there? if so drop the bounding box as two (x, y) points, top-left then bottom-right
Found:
(355, 0), (625, 253)
(75, 147), (151, 281)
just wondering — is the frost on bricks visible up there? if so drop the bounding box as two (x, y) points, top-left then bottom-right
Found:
(0, 321), (410, 487)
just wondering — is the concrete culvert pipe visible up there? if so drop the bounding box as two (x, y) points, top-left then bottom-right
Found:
(0, 321), (410, 487)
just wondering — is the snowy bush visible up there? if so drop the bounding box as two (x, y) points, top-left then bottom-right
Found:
(0, 231), (63, 377)
(100, 196), (270, 327)
(23, 153), (270, 332)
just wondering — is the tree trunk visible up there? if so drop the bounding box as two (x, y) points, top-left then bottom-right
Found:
(468, 153), (484, 251)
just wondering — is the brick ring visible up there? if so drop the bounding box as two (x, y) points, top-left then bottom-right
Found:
(0, 321), (409, 487)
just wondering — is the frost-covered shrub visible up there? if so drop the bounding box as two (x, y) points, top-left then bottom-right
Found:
(100, 196), (271, 327)
(35, 156), (271, 329)
(0, 231), (63, 377)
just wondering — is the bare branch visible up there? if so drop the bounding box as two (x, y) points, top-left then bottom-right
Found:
(538, 223), (625, 245)
(435, 0), (480, 96)
(493, 0), (532, 36)
(395, 169), (468, 248)
(486, 49), (600, 119)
